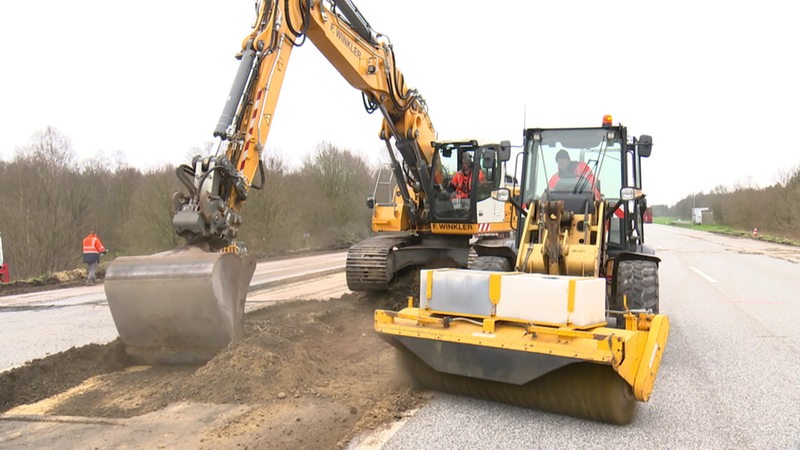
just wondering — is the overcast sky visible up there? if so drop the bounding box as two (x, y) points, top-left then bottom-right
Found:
(1, 0), (798, 206)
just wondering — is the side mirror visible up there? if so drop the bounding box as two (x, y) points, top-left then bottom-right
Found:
(492, 187), (511, 202)
(638, 135), (653, 157)
(498, 140), (512, 162)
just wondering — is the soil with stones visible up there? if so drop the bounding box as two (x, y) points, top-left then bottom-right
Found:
(0, 290), (430, 449)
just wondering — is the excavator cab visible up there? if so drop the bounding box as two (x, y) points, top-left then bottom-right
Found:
(347, 140), (515, 292)
(429, 141), (511, 221)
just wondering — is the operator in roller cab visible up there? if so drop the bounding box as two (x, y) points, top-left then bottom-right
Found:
(549, 149), (600, 200)
(517, 114), (657, 291)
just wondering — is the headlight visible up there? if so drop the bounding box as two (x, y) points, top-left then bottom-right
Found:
(620, 187), (645, 200)
(620, 187), (635, 201)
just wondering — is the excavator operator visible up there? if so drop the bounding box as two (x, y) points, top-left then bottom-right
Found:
(448, 153), (485, 200)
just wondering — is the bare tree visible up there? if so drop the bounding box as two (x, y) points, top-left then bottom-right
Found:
(300, 143), (374, 248)
(21, 126), (76, 171)
(772, 165), (800, 234)
(0, 128), (384, 279)
(118, 166), (184, 254)
(7, 128), (90, 277)
(238, 154), (305, 254)
(184, 141), (217, 162)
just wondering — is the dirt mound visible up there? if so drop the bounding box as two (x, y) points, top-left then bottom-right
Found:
(0, 341), (127, 412)
(0, 292), (427, 448)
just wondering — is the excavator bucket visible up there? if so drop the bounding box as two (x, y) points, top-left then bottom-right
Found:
(375, 268), (670, 425)
(104, 246), (256, 365)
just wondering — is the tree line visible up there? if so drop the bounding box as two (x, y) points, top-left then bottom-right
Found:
(0, 127), (375, 280)
(654, 166), (800, 239)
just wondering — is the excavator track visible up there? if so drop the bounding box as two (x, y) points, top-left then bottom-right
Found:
(346, 235), (415, 291)
(397, 347), (636, 425)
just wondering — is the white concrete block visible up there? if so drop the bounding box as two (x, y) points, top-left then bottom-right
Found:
(496, 274), (605, 326)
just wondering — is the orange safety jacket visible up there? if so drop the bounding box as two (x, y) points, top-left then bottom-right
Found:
(450, 169), (486, 199)
(548, 161), (601, 200)
(82, 234), (106, 255)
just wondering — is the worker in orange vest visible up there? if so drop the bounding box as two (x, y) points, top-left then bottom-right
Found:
(82, 230), (107, 285)
(448, 153), (486, 200)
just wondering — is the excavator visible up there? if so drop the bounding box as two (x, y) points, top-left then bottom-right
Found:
(375, 116), (670, 424)
(349, 138), (516, 291)
(104, 0), (515, 365)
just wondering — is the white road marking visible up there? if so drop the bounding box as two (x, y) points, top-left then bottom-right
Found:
(688, 266), (718, 284)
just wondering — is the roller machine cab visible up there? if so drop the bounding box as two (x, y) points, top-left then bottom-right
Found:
(375, 116), (670, 424)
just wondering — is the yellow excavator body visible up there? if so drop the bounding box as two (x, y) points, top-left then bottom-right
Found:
(103, 0), (514, 365)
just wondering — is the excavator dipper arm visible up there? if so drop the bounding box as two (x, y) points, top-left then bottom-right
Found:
(105, 0), (439, 364)
(172, 0), (437, 250)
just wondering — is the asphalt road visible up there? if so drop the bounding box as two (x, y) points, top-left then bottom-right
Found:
(0, 252), (347, 372)
(351, 224), (800, 449)
(3, 228), (800, 449)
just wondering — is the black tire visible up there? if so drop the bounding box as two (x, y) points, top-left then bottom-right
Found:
(614, 259), (659, 314)
(470, 256), (512, 271)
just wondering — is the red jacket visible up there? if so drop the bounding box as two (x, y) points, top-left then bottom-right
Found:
(548, 161), (601, 200)
(450, 169), (486, 199)
(82, 233), (106, 255)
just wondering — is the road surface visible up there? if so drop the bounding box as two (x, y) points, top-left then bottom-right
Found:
(351, 224), (800, 449)
(3, 227), (800, 449)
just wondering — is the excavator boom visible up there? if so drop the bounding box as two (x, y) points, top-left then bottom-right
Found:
(104, 0), (513, 364)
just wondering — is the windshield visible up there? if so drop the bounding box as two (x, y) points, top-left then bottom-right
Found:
(522, 128), (623, 203)
(430, 143), (500, 220)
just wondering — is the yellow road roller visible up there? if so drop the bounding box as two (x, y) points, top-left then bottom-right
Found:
(376, 118), (670, 424)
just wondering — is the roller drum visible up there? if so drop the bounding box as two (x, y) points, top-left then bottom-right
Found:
(398, 348), (637, 425)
